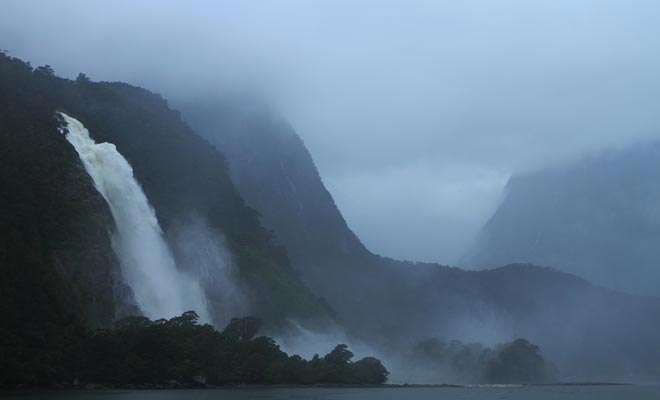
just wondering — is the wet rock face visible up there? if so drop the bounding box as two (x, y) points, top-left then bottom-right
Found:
(48, 144), (133, 326)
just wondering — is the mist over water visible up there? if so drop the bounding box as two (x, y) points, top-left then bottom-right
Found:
(271, 321), (417, 383)
(59, 112), (210, 322)
(273, 321), (370, 360)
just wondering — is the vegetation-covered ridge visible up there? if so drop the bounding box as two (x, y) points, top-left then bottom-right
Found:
(0, 51), (333, 326)
(2, 312), (389, 389)
(0, 51), (336, 387)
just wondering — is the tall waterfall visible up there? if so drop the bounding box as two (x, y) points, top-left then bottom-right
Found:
(58, 112), (210, 322)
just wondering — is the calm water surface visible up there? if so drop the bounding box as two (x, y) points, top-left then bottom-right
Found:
(4, 386), (660, 400)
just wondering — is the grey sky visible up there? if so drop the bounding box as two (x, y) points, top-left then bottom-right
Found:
(2, 0), (660, 263)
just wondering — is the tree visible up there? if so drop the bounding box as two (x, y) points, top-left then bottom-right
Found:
(224, 316), (262, 340)
(76, 72), (91, 84)
(113, 315), (153, 330)
(167, 310), (199, 327)
(353, 357), (389, 384)
(325, 344), (354, 365)
(35, 64), (54, 76)
(487, 338), (554, 383)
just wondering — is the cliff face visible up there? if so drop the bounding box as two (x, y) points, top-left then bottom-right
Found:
(180, 100), (369, 293)
(0, 56), (135, 325)
(58, 84), (332, 325)
(181, 98), (660, 379)
(464, 143), (660, 297)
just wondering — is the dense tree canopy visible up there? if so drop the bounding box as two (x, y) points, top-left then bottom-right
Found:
(81, 313), (388, 386)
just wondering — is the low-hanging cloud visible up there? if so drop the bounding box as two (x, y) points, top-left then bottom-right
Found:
(2, 0), (660, 263)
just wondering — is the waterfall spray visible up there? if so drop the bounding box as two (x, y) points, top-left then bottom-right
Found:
(58, 112), (210, 322)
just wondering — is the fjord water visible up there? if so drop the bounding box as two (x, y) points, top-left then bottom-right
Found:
(59, 113), (210, 322)
(6, 386), (660, 400)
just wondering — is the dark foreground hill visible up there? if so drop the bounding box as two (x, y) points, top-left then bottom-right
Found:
(0, 53), (333, 384)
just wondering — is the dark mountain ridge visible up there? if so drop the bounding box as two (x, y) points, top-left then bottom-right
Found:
(181, 97), (660, 379)
(2, 51), (660, 383)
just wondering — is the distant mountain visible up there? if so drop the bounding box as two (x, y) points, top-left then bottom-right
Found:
(181, 98), (660, 379)
(464, 143), (660, 296)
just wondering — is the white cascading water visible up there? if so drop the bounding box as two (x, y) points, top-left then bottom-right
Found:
(58, 112), (210, 322)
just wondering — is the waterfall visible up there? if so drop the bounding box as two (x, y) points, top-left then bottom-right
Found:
(58, 112), (210, 322)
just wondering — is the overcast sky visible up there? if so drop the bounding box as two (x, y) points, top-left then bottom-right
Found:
(2, 0), (660, 264)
